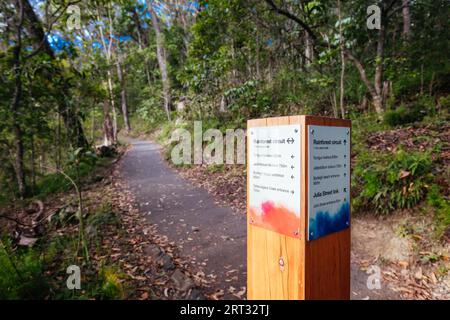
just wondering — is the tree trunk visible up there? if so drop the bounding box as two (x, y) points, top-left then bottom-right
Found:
(11, 73), (26, 198)
(147, 2), (171, 121)
(91, 101), (96, 143)
(30, 133), (36, 194)
(344, 51), (384, 117)
(402, 0), (411, 41)
(56, 111), (61, 170)
(106, 70), (118, 142)
(97, 4), (118, 144)
(339, 49), (346, 118)
(304, 32), (314, 66)
(21, 0), (88, 149)
(102, 100), (114, 146)
(374, 15), (386, 113)
(60, 92), (89, 149)
(133, 8), (153, 87)
(11, 0), (26, 198)
(116, 56), (131, 132)
(338, 0), (346, 119)
(21, 0), (54, 58)
(256, 31), (261, 79)
(330, 92), (338, 118)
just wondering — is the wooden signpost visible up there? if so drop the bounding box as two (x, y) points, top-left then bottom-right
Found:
(247, 115), (351, 300)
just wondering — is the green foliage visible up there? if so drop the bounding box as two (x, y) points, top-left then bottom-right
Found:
(87, 202), (120, 229)
(0, 238), (49, 299)
(353, 149), (434, 214)
(36, 160), (98, 197)
(384, 105), (426, 127)
(426, 185), (450, 238)
(98, 266), (125, 300)
(205, 164), (225, 174)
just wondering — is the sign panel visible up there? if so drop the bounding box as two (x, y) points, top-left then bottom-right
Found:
(308, 125), (350, 241)
(248, 124), (301, 238)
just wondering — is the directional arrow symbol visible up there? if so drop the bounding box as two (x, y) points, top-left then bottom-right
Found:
(287, 137), (295, 144)
(291, 155), (295, 159)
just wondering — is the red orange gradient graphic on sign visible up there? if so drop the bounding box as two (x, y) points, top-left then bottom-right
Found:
(249, 201), (300, 238)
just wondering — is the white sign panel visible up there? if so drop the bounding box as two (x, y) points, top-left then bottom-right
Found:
(248, 124), (301, 238)
(308, 125), (350, 241)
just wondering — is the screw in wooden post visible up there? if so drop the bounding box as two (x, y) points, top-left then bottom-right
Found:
(279, 257), (285, 272)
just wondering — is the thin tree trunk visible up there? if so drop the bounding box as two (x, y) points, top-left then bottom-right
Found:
(56, 111), (61, 170)
(30, 133), (36, 195)
(429, 72), (435, 96)
(402, 0), (411, 41)
(361, 95), (368, 112)
(11, 0), (26, 198)
(97, 5), (118, 144)
(147, 2), (171, 121)
(374, 9), (386, 114)
(133, 8), (152, 87)
(91, 102), (96, 143)
(256, 31), (261, 80)
(420, 64), (424, 95)
(338, 0), (346, 119)
(305, 32), (313, 66)
(11, 76), (26, 197)
(116, 55), (131, 132)
(339, 52), (346, 118)
(106, 70), (118, 142)
(231, 39), (237, 83)
(330, 92), (338, 118)
(102, 100), (114, 146)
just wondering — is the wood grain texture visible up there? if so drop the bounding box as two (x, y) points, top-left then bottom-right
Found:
(247, 115), (350, 300)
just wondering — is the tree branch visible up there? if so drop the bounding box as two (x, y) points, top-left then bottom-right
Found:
(263, 0), (318, 42)
(22, 0), (81, 60)
(343, 49), (377, 98)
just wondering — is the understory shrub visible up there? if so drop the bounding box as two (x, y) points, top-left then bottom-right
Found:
(353, 149), (434, 214)
(0, 238), (49, 299)
(426, 184), (450, 238)
(384, 105), (426, 127)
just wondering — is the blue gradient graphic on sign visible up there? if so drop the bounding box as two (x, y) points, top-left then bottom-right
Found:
(307, 125), (350, 241)
(308, 201), (350, 241)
